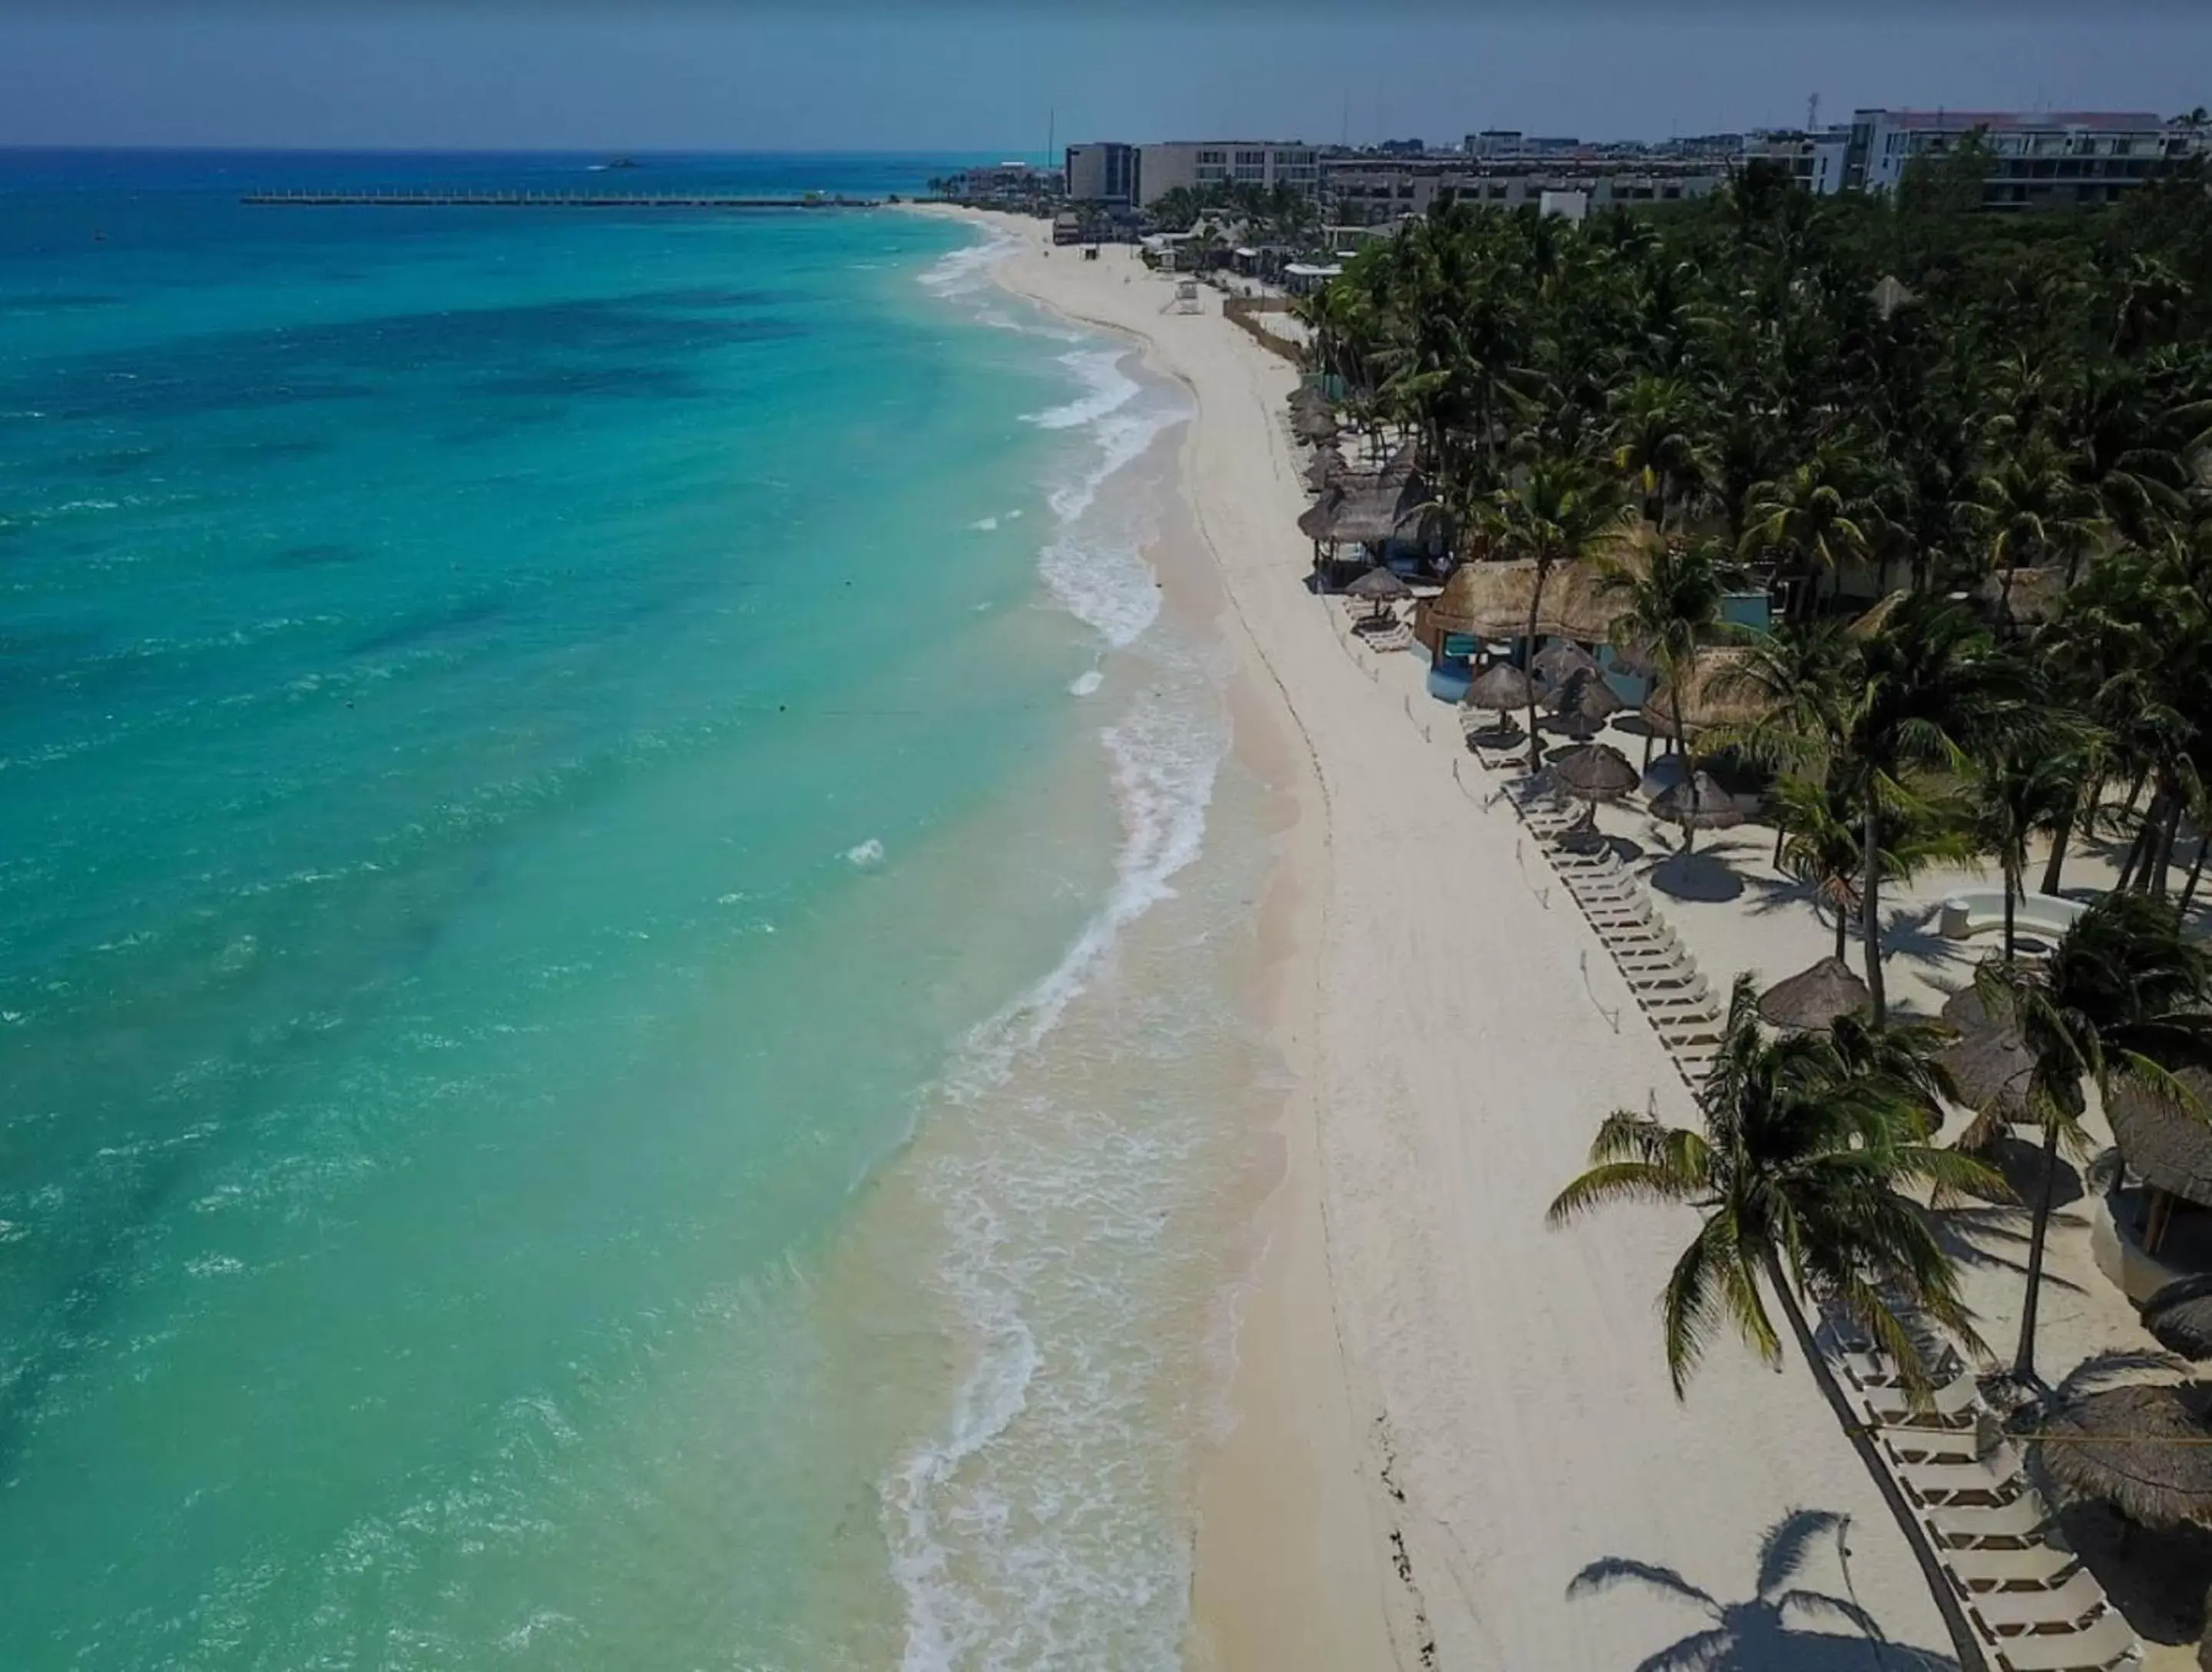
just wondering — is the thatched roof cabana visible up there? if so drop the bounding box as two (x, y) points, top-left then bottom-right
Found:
(1548, 668), (1622, 733)
(2109, 1069), (2212, 1210)
(1291, 406), (1340, 445)
(1303, 446), (1346, 493)
(2143, 1277), (2212, 1362)
(1759, 956), (1873, 1033)
(1535, 640), (1602, 683)
(1419, 559), (1631, 647)
(2031, 1381), (2212, 1529)
(1548, 743), (1640, 803)
(1640, 647), (1770, 741)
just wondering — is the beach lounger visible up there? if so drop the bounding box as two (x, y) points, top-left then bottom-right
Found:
(1624, 962), (1703, 992)
(1893, 1445), (2022, 1508)
(1943, 1544), (2081, 1594)
(1582, 899), (1661, 925)
(1984, 1611), (2141, 1670)
(1877, 1420), (1986, 1463)
(1972, 1569), (2111, 1634)
(1655, 1018), (1726, 1049)
(1927, 1497), (2055, 1548)
(1861, 1371), (1982, 1427)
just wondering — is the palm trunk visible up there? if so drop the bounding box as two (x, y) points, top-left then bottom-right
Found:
(2012, 1117), (2063, 1382)
(2181, 833), (2210, 916)
(1773, 826), (1786, 868)
(2039, 785), (2083, 896)
(2002, 862), (2017, 963)
(1675, 692), (1697, 856)
(2116, 793), (2161, 893)
(1833, 899), (1849, 961)
(1860, 798), (1887, 1026)
(1766, 1252), (1992, 1672)
(1525, 563), (1548, 775)
(2153, 797), (2184, 899)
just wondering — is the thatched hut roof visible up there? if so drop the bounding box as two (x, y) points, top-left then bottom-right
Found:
(1419, 559), (1631, 646)
(1291, 406), (1339, 445)
(1462, 662), (1535, 714)
(1301, 473), (1429, 548)
(2143, 1277), (2212, 1362)
(1608, 641), (1658, 679)
(1759, 956), (1873, 1032)
(1640, 647), (1771, 740)
(1535, 641), (1602, 683)
(1548, 667), (1622, 726)
(1288, 384), (1331, 411)
(2031, 1381), (2212, 1529)
(2110, 1069), (2212, 1210)
(1547, 743), (1640, 802)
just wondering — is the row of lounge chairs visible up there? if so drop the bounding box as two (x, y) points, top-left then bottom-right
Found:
(1501, 786), (1724, 1087)
(1820, 1316), (2144, 1671)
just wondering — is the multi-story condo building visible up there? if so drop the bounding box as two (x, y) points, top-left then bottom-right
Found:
(1136, 141), (1321, 205)
(1741, 129), (1851, 195)
(1839, 109), (2207, 208)
(1064, 142), (1140, 208)
(1063, 141), (1322, 208)
(1327, 154), (1726, 226)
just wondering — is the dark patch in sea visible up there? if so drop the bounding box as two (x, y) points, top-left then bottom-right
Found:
(477, 363), (706, 401)
(266, 541), (359, 571)
(350, 594), (506, 656)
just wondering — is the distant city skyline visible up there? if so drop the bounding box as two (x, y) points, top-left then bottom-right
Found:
(2, 3), (2207, 152)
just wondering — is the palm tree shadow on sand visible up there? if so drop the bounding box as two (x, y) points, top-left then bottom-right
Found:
(1568, 1508), (1958, 1672)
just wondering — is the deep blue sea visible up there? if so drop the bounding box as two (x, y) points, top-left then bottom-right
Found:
(0, 153), (1276, 1669)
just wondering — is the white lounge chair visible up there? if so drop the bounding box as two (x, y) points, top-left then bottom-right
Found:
(1985, 1611), (2141, 1670)
(1944, 1544), (2081, 1593)
(1927, 1497), (2055, 1549)
(1878, 1422), (1986, 1464)
(1972, 1569), (2111, 1634)
(1893, 1445), (2022, 1507)
(1861, 1371), (1983, 1428)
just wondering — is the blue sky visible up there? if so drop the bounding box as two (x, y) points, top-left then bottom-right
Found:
(2, 3), (2207, 151)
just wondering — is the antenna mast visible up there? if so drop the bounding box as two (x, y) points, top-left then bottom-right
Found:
(1046, 108), (1055, 168)
(1807, 91), (1820, 131)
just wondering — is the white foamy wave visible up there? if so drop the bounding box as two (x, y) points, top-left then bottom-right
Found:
(1039, 526), (1158, 651)
(1024, 349), (1139, 432)
(1046, 400), (1188, 528)
(1068, 669), (1103, 697)
(969, 515), (998, 532)
(918, 231), (1022, 298)
(942, 689), (1220, 1104)
(844, 838), (887, 869)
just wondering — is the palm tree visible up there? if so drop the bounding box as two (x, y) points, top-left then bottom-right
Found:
(1549, 975), (2000, 1670)
(1485, 460), (1637, 771)
(1738, 595), (2037, 1025)
(1773, 773), (1969, 962)
(1977, 893), (2212, 1382)
(1962, 434), (2108, 614)
(1608, 374), (1716, 532)
(1967, 744), (2081, 960)
(1598, 538), (1734, 850)
(1740, 444), (1879, 624)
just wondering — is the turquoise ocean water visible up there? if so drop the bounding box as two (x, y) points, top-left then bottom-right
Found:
(0, 155), (1279, 1668)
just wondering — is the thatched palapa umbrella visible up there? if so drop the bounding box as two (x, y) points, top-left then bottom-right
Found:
(1345, 565), (1411, 624)
(1649, 770), (1744, 833)
(1758, 956), (1872, 1033)
(1303, 445), (1345, 494)
(2109, 1068), (2212, 1256)
(1291, 406), (1339, 445)
(1548, 743), (1640, 803)
(2142, 1277), (2212, 1362)
(1936, 984), (2035, 1137)
(1640, 647), (1770, 742)
(1534, 639), (1602, 685)
(1461, 663), (1534, 738)
(1548, 668), (1623, 740)
(2030, 1381), (2212, 1529)
(1608, 640), (1658, 680)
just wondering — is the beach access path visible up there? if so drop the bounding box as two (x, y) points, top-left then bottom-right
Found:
(924, 208), (1952, 1672)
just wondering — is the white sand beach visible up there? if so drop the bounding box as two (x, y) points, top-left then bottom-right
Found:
(911, 207), (1967, 1671)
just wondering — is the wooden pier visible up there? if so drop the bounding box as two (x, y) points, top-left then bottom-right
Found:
(240, 190), (883, 210)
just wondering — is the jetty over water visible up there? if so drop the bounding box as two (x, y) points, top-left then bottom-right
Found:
(240, 190), (883, 210)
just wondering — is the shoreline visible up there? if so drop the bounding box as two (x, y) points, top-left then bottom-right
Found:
(920, 205), (1953, 1670)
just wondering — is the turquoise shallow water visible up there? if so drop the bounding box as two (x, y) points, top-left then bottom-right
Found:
(0, 157), (1273, 1669)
